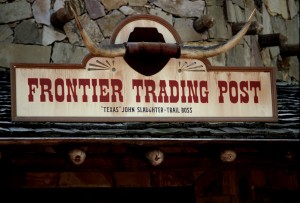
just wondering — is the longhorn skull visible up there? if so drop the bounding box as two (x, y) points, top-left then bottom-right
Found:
(67, 1), (256, 59)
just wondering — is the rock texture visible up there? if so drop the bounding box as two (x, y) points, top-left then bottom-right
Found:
(0, 0), (298, 83)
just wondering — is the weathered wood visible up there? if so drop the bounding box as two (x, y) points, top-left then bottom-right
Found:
(258, 33), (287, 47)
(1, 145), (299, 202)
(280, 44), (300, 57)
(232, 21), (263, 35)
(222, 170), (237, 195)
(193, 15), (215, 33)
(50, 8), (73, 30)
(2, 147), (299, 172)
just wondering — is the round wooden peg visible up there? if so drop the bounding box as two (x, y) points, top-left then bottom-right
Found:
(146, 150), (164, 166)
(220, 149), (237, 162)
(69, 148), (86, 165)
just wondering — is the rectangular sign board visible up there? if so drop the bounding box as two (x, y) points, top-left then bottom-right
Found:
(11, 56), (278, 122)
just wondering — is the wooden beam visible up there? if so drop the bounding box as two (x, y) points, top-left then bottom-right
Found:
(280, 44), (300, 58)
(258, 33), (287, 47)
(232, 21), (263, 35)
(1, 148), (299, 172)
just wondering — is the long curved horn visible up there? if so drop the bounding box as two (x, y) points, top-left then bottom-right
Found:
(68, 1), (126, 57)
(69, 0), (255, 59)
(179, 9), (256, 59)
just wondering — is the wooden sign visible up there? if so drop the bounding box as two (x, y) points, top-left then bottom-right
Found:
(11, 56), (277, 122)
(10, 13), (277, 122)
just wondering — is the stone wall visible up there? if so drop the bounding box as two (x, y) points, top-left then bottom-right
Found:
(0, 0), (299, 83)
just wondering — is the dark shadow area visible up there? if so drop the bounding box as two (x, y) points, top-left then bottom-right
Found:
(254, 188), (300, 203)
(2, 187), (195, 203)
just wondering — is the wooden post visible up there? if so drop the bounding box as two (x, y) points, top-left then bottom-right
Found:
(51, 7), (74, 30)
(193, 15), (215, 33)
(232, 21), (263, 35)
(258, 33), (287, 47)
(280, 44), (299, 58)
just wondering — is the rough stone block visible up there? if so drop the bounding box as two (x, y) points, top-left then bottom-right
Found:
(0, 43), (51, 68)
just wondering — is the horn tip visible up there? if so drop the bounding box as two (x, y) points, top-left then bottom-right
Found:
(248, 9), (256, 21)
